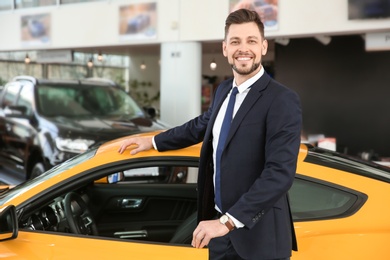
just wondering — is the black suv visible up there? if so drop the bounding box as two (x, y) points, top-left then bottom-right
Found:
(0, 76), (169, 180)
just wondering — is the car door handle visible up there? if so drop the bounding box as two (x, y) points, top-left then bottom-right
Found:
(118, 198), (143, 209)
(114, 230), (148, 239)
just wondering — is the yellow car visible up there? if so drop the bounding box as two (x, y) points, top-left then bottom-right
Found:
(1, 131), (390, 259)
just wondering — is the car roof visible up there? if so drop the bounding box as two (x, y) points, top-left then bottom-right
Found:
(303, 144), (390, 183)
(99, 133), (390, 184)
(97, 132), (390, 183)
(97, 131), (202, 162)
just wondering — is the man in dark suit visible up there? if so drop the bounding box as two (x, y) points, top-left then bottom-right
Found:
(119, 8), (301, 260)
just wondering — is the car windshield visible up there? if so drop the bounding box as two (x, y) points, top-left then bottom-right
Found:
(0, 148), (97, 205)
(37, 84), (144, 118)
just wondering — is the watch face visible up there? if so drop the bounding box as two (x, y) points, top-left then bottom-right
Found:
(220, 215), (229, 224)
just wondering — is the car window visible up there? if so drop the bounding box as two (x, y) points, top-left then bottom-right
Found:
(86, 86), (142, 116)
(289, 176), (363, 221)
(121, 166), (198, 184)
(37, 84), (144, 118)
(38, 85), (90, 116)
(16, 84), (34, 116)
(0, 148), (97, 204)
(1, 83), (21, 108)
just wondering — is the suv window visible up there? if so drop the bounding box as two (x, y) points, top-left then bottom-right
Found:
(1, 84), (21, 108)
(37, 84), (144, 117)
(17, 84), (34, 116)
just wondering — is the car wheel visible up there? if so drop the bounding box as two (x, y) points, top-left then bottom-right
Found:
(30, 162), (45, 179)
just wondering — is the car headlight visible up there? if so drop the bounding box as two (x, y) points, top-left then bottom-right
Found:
(55, 138), (95, 153)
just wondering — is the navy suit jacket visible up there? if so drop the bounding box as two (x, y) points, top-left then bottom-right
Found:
(155, 72), (301, 259)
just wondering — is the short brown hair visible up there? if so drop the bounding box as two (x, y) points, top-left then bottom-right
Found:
(224, 9), (265, 40)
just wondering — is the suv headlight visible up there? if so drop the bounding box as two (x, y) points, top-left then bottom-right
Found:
(55, 138), (95, 153)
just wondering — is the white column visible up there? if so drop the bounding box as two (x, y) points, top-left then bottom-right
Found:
(160, 42), (202, 127)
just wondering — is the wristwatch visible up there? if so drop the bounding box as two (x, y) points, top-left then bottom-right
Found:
(219, 214), (235, 231)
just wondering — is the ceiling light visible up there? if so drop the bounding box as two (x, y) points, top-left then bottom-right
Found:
(87, 57), (93, 68)
(140, 61), (146, 70)
(25, 54), (30, 64)
(210, 59), (217, 71)
(97, 51), (103, 62)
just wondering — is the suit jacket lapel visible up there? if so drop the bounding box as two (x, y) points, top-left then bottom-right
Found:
(203, 73), (271, 148)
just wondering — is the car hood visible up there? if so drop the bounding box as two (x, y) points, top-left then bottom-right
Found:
(47, 115), (169, 139)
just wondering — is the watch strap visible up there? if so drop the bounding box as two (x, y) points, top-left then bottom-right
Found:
(224, 219), (235, 231)
(220, 215), (235, 231)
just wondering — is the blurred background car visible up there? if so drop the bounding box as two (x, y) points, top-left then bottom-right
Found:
(1, 131), (390, 259)
(0, 76), (169, 181)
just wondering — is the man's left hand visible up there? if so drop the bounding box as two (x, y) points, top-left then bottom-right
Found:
(191, 219), (230, 249)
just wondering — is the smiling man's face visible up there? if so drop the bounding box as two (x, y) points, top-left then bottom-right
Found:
(223, 22), (268, 84)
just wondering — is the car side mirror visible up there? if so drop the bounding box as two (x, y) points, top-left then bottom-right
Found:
(0, 205), (18, 242)
(5, 105), (29, 118)
(143, 106), (156, 118)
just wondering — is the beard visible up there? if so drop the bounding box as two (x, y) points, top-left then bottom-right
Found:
(230, 61), (261, 76)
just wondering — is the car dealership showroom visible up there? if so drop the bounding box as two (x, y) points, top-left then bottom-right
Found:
(0, 0), (390, 259)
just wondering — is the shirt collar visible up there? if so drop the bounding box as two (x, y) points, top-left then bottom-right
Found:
(233, 66), (265, 93)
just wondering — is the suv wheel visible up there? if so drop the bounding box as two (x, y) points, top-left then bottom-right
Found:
(30, 162), (45, 179)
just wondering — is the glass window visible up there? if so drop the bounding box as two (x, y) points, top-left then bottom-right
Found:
(289, 176), (363, 221)
(1, 84), (21, 108)
(122, 166), (198, 184)
(15, 0), (56, 9)
(61, 0), (105, 4)
(0, 148), (97, 205)
(16, 84), (34, 116)
(38, 85), (90, 116)
(37, 84), (144, 117)
(0, 0), (13, 11)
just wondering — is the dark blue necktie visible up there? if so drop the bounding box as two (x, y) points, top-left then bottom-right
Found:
(215, 87), (239, 210)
